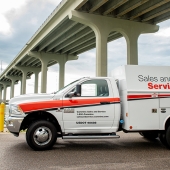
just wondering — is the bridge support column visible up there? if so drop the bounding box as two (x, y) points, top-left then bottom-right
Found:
(21, 69), (27, 94)
(58, 58), (65, 90)
(69, 11), (159, 76)
(34, 71), (40, 93)
(41, 58), (48, 93)
(14, 66), (41, 94)
(20, 80), (22, 95)
(57, 55), (78, 89)
(126, 34), (138, 64)
(28, 52), (78, 92)
(95, 30), (108, 76)
(3, 85), (7, 102)
(11, 80), (15, 98)
(0, 82), (11, 102)
(5, 76), (21, 98)
(0, 85), (3, 101)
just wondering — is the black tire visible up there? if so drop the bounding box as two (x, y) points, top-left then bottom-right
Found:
(140, 131), (158, 140)
(26, 120), (57, 151)
(159, 133), (169, 148)
(166, 126), (170, 149)
(139, 132), (144, 136)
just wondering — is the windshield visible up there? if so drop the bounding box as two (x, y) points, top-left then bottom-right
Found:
(54, 78), (84, 95)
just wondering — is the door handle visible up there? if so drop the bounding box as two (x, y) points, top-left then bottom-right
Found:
(100, 101), (110, 104)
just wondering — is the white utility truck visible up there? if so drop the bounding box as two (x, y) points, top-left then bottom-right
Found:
(6, 65), (170, 150)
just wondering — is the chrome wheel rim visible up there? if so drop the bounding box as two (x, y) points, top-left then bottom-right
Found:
(33, 126), (52, 146)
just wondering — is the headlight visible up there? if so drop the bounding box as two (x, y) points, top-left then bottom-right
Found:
(11, 105), (24, 115)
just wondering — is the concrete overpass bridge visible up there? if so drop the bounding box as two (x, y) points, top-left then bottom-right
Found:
(0, 0), (170, 102)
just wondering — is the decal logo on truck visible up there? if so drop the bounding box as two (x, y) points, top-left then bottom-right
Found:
(138, 75), (170, 90)
(148, 83), (170, 89)
(64, 108), (74, 113)
(151, 93), (158, 98)
(76, 122), (97, 124)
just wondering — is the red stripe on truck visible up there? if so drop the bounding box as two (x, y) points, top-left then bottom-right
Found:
(158, 94), (170, 97)
(19, 97), (120, 113)
(19, 100), (62, 113)
(128, 95), (152, 99)
(128, 94), (170, 100)
(63, 98), (120, 108)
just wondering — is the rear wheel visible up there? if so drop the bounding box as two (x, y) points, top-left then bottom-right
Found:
(165, 126), (170, 149)
(159, 133), (169, 148)
(139, 131), (158, 140)
(26, 120), (57, 151)
(139, 132), (143, 136)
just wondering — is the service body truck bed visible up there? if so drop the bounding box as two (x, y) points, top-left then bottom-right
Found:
(112, 65), (170, 131)
(6, 65), (170, 150)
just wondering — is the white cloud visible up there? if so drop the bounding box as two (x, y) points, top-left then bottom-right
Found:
(0, 0), (28, 35)
(155, 27), (170, 37)
(0, 14), (11, 35)
(30, 18), (38, 25)
(0, 0), (27, 13)
(47, 0), (62, 5)
(0, 0), (62, 36)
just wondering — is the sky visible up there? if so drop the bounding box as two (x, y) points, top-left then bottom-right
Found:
(0, 0), (170, 99)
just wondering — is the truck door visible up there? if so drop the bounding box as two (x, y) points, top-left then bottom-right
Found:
(62, 79), (116, 133)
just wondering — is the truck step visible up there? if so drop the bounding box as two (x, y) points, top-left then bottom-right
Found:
(63, 134), (120, 139)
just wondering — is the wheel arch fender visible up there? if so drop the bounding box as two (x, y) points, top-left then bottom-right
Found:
(164, 116), (170, 130)
(20, 111), (62, 134)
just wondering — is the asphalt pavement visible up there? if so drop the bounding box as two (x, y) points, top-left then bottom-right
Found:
(0, 132), (170, 170)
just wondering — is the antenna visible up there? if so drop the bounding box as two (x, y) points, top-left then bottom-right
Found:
(0, 60), (1, 72)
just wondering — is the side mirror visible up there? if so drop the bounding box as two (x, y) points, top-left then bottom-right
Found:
(75, 84), (81, 96)
(67, 84), (81, 98)
(67, 92), (75, 98)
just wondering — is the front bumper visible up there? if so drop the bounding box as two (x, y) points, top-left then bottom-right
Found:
(6, 116), (25, 135)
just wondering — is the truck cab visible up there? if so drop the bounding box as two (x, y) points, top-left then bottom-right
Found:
(6, 77), (121, 150)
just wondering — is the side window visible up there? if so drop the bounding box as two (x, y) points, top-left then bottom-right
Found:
(81, 79), (109, 97)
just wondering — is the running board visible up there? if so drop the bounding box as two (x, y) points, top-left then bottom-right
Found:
(63, 135), (120, 139)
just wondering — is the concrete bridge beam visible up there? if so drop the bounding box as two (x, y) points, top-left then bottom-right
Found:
(69, 10), (159, 76)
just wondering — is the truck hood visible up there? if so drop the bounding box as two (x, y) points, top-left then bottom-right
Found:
(9, 93), (64, 113)
(9, 93), (55, 105)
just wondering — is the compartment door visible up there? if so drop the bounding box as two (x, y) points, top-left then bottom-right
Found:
(128, 98), (159, 130)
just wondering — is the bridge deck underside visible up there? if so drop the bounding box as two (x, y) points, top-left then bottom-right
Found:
(1, 0), (170, 83)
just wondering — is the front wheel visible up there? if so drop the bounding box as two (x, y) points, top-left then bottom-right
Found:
(26, 120), (57, 151)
